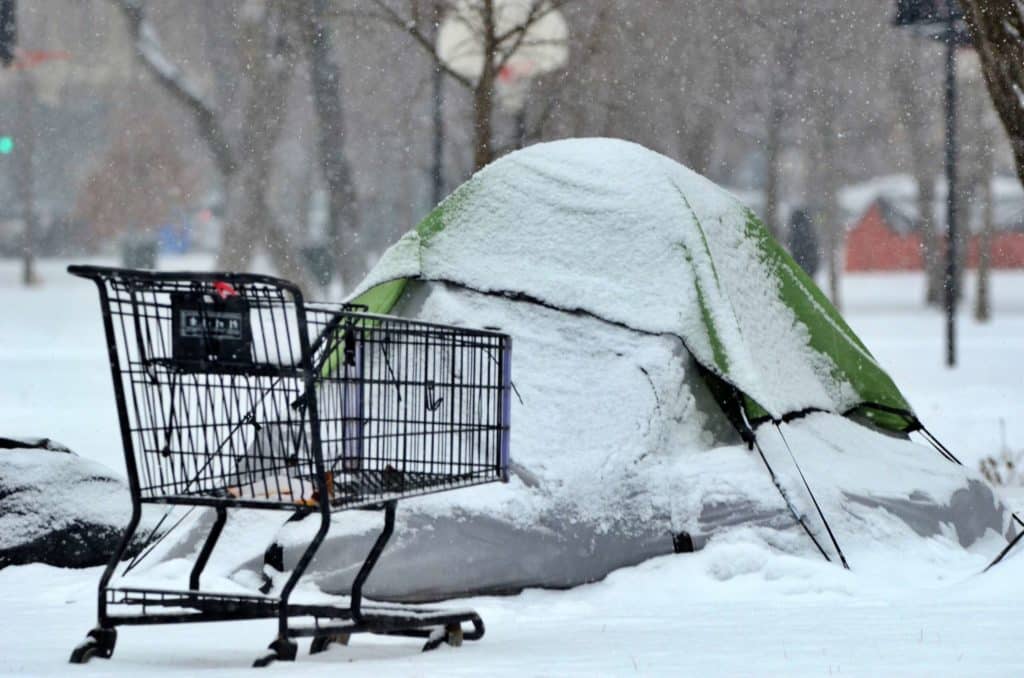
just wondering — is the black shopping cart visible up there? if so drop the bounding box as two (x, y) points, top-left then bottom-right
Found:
(67, 266), (511, 667)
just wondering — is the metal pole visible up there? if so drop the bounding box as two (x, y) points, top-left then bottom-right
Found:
(943, 16), (958, 367)
(16, 67), (36, 286)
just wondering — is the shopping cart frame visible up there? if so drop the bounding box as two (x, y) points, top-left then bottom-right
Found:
(66, 265), (511, 667)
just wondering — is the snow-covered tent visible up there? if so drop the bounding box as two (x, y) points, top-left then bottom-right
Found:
(242, 138), (1011, 600)
(353, 139), (913, 432)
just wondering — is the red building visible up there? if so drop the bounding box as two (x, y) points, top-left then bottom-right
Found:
(845, 197), (1024, 272)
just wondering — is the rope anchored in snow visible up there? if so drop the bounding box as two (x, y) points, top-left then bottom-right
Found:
(913, 420), (1024, 572)
(984, 529), (1024, 573)
(915, 423), (964, 466)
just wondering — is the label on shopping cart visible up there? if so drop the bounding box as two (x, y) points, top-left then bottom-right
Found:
(171, 292), (253, 366)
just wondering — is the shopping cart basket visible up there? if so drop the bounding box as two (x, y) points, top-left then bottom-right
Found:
(66, 266), (511, 667)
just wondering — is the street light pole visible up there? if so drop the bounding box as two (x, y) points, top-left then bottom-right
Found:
(16, 67), (37, 286)
(894, 0), (969, 368)
(943, 11), (958, 367)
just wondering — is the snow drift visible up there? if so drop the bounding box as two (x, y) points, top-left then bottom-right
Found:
(0, 437), (133, 569)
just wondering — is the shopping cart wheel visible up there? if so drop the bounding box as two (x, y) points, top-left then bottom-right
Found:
(252, 638), (298, 667)
(68, 627), (117, 663)
(446, 624), (464, 648)
(422, 624), (464, 652)
(310, 633), (349, 654)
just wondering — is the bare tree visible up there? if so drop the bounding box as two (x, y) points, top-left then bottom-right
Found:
(960, 1), (1024, 187)
(812, 83), (844, 309)
(975, 128), (994, 321)
(298, 0), (363, 289)
(740, 2), (806, 241)
(109, 0), (313, 290)
(892, 44), (944, 306)
(964, 63), (999, 321)
(22, 0), (1016, 288)
(364, 0), (575, 171)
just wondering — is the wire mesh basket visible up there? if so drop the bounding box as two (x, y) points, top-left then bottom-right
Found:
(67, 265), (511, 666)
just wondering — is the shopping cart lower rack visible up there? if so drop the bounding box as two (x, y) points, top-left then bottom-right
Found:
(66, 266), (512, 667)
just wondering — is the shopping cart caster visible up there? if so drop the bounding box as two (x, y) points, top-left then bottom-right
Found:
(69, 627), (117, 664)
(252, 638), (297, 667)
(422, 624), (464, 652)
(310, 633), (349, 654)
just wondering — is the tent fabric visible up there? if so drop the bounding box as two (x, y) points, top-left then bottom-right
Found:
(348, 138), (913, 431)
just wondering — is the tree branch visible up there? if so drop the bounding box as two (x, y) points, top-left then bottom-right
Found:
(364, 0), (475, 89)
(108, 0), (237, 178)
(961, 0), (1024, 188)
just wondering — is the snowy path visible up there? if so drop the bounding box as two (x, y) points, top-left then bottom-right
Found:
(2, 545), (1023, 677)
(2, 259), (1023, 676)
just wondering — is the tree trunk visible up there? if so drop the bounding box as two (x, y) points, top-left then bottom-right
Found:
(431, 63), (446, 205)
(684, 112), (717, 179)
(892, 58), (942, 306)
(975, 157), (993, 322)
(960, 1), (1024, 188)
(819, 99), (842, 310)
(218, 1), (312, 291)
(953, 179), (972, 304)
(920, 178), (942, 306)
(762, 26), (802, 244)
(431, 0), (446, 206)
(472, 0), (498, 171)
(302, 0), (362, 290)
(112, 0), (310, 288)
(472, 73), (496, 171)
(975, 110), (996, 322)
(763, 102), (784, 241)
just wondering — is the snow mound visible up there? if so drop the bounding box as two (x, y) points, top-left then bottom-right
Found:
(0, 442), (133, 568)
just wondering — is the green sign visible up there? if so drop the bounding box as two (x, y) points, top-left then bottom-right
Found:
(0, 136), (12, 155)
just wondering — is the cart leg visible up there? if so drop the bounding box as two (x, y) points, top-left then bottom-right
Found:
(189, 506), (227, 590)
(256, 503), (331, 666)
(259, 509), (311, 594)
(69, 503), (140, 663)
(351, 500), (397, 625)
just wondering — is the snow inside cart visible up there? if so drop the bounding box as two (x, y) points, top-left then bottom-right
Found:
(66, 265), (511, 667)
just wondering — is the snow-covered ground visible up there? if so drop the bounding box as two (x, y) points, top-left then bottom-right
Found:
(2, 256), (1023, 676)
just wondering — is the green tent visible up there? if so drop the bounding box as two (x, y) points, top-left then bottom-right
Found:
(346, 138), (915, 436)
(274, 139), (1012, 591)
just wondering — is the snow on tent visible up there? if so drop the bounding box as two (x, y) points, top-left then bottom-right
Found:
(230, 138), (1012, 600)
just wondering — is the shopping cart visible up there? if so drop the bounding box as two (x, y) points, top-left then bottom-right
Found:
(66, 266), (511, 667)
